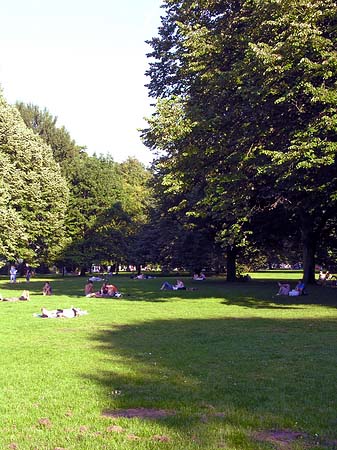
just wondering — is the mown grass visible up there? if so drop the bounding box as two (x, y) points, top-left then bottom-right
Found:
(0, 273), (336, 450)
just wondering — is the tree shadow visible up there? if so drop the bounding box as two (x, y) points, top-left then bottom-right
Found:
(218, 281), (337, 309)
(84, 316), (337, 439)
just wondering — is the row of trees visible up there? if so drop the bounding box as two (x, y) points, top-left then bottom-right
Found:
(142, 0), (337, 283)
(0, 93), (152, 273)
(1, 1), (336, 282)
(1, 90), (220, 277)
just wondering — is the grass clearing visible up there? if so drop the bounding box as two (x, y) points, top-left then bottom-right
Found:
(0, 274), (336, 449)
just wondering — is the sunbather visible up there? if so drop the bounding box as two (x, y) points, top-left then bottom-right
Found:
(0, 290), (30, 301)
(161, 279), (186, 291)
(40, 307), (86, 318)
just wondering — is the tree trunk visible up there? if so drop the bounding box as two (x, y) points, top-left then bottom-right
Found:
(301, 226), (317, 285)
(80, 266), (87, 277)
(226, 245), (237, 282)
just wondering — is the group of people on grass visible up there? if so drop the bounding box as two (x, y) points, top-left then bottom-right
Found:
(317, 270), (337, 286)
(0, 281), (52, 302)
(277, 280), (306, 296)
(9, 264), (33, 283)
(4, 267), (336, 317)
(84, 280), (122, 298)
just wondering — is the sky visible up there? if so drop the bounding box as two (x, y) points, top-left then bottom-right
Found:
(0, 0), (163, 165)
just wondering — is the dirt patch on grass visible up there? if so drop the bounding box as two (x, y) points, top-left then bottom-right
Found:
(253, 430), (308, 449)
(102, 408), (175, 420)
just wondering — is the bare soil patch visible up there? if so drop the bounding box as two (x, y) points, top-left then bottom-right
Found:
(253, 430), (308, 449)
(102, 408), (176, 420)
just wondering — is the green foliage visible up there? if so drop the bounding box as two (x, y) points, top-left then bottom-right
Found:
(59, 154), (152, 269)
(144, 0), (337, 282)
(16, 102), (153, 270)
(0, 152), (27, 260)
(16, 102), (85, 165)
(0, 93), (69, 264)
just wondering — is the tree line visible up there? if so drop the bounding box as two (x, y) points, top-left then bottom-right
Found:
(0, 94), (152, 274)
(1, 0), (336, 282)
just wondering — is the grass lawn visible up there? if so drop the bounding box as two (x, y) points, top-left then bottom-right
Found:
(0, 273), (336, 450)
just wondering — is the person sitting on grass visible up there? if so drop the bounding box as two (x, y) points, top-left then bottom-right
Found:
(87, 282), (122, 298)
(289, 280), (306, 296)
(295, 279), (306, 295)
(84, 280), (94, 297)
(318, 270), (337, 287)
(193, 272), (206, 281)
(106, 283), (119, 296)
(277, 282), (291, 296)
(100, 282), (120, 297)
(42, 282), (52, 296)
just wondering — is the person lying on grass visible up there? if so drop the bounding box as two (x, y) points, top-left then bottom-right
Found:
(160, 280), (197, 291)
(130, 273), (156, 279)
(161, 279), (186, 291)
(0, 290), (30, 301)
(40, 307), (87, 318)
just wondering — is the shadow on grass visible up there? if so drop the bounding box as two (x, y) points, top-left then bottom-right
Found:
(123, 279), (337, 308)
(84, 316), (337, 439)
(220, 297), (302, 309)
(218, 282), (337, 309)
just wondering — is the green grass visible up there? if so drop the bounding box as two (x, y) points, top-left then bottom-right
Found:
(0, 274), (336, 449)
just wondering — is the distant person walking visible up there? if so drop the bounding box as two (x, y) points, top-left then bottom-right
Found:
(9, 265), (17, 283)
(25, 266), (32, 282)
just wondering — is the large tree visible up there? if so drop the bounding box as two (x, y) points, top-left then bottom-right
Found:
(0, 92), (69, 265)
(16, 102), (84, 165)
(144, 0), (337, 283)
(0, 152), (27, 261)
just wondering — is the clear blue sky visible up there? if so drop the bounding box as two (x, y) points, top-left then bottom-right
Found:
(0, 0), (163, 165)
